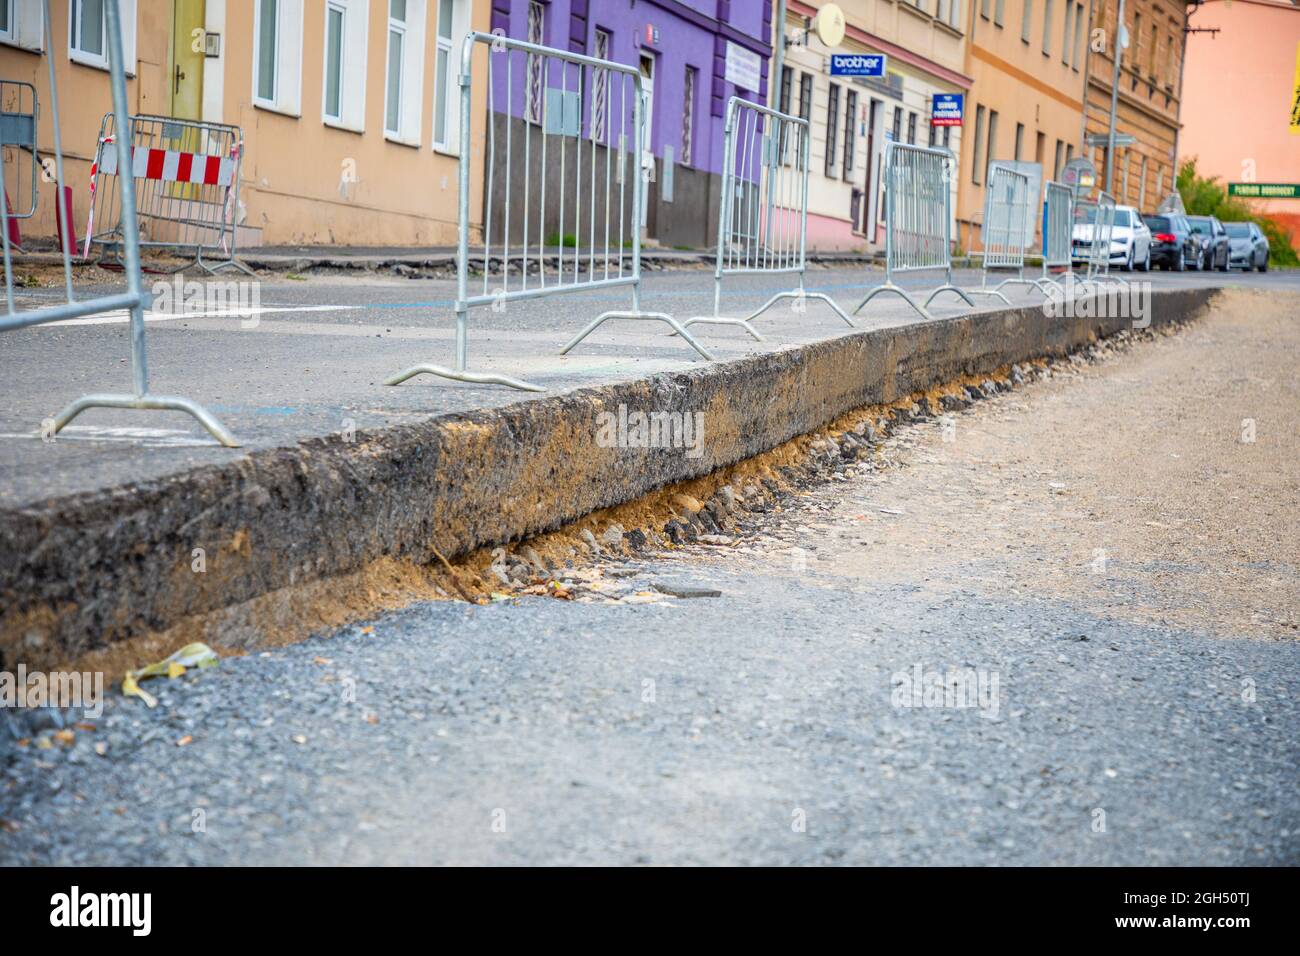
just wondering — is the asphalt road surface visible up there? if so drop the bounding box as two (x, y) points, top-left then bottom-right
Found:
(4, 263), (1300, 506)
(1, 288), (1295, 866)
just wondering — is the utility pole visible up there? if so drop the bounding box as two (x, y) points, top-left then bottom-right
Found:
(773, 0), (787, 109)
(1105, 0), (1127, 194)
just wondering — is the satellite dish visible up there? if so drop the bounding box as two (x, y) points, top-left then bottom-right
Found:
(813, 4), (846, 48)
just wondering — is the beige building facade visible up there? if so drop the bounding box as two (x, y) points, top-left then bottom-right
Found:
(956, 0), (1090, 251)
(0, 0), (486, 248)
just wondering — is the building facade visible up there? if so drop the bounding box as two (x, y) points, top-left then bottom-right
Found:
(1080, 0), (1189, 212)
(1180, 0), (1300, 245)
(779, 0), (972, 252)
(0, 0), (486, 248)
(487, 0), (772, 249)
(956, 0), (1090, 251)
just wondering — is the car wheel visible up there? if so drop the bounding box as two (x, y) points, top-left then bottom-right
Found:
(1258, 259), (1268, 273)
(1140, 247), (1151, 272)
(1124, 246), (1134, 271)
(1217, 249), (1229, 272)
(1174, 250), (1185, 272)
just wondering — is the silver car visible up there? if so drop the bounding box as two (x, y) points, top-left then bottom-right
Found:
(1225, 221), (1269, 272)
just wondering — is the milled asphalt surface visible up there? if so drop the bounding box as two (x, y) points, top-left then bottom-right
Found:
(1, 294), (1295, 866)
(3, 263), (1297, 506)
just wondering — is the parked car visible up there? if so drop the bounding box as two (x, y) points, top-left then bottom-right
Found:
(1111, 206), (1151, 271)
(1187, 215), (1230, 271)
(1141, 213), (1199, 272)
(1070, 204), (1151, 271)
(1224, 220), (1269, 272)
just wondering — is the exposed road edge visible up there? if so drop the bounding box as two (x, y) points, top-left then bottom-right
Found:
(0, 287), (1218, 668)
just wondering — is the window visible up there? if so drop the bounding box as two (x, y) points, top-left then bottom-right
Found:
(385, 1), (405, 135)
(779, 65), (793, 163)
(433, 0), (468, 151)
(1053, 138), (1064, 180)
(843, 90), (857, 178)
(824, 83), (840, 177)
(322, 0), (368, 131)
(1138, 154), (1148, 210)
(69, 0), (136, 73)
(994, 0), (1005, 27)
(798, 74), (812, 123)
(383, 0), (426, 144)
(980, 0), (989, 20)
(681, 66), (696, 166)
(986, 109), (999, 166)
(1041, 0), (1052, 55)
(0, 0), (40, 50)
(525, 0), (545, 124)
(253, 0), (303, 115)
(1072, 4), (1085, 70)
(1021, 0), (1032, 42)
(1062, 0), (1073, 64)
(1014, 122), (1024, 161)
(590, 29), (611, 143)
(891, 105), (902, 141)
(906, 111), (916, 146)
(949, 0), (962, 29)
(971, 105), (985, 184)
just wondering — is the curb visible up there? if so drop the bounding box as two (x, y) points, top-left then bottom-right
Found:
(0, 286), (1216, 669)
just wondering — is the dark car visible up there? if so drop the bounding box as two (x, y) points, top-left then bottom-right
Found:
(1142, 213), (1199, 272)
(1187, 215), (1230, 271)
(1225, 220), (1269, 272)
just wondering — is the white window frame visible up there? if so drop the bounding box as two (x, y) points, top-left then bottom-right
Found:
(67, 0), (135, 75)
(253, 0), (304, 117)
(386, 0), (426, 146)
(0, 0), (14, 44)
(432, 0), (470, 154)
(948, 0), (962, 30)
(322, 0), (368, 132)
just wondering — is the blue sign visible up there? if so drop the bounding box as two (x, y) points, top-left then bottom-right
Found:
(931, 93), (964, 127)
(830, 54), (886, 78)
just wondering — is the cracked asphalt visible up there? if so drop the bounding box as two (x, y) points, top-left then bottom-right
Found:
(1, 288), (1297, 866)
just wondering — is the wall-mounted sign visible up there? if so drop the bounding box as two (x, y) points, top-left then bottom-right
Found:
(830, 53), (886, 78)
(931, 93), (964, 127)
(643, 23), (660, 46)
(724, 41), (762, 91)
(1062, 157), (1098, 198)
(1228, 182), (1299, 199)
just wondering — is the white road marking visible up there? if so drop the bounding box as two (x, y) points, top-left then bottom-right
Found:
(0, 425), (219, 447)
(39, 304), (361, 327)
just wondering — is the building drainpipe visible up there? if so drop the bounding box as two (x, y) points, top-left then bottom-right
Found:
(773, 0), (787, 111)
(1105, 0), (1127, 194)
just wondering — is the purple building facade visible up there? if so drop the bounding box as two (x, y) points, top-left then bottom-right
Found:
(485, 0), (773, 247)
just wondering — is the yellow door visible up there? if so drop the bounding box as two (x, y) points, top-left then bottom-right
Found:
(169, 0), (205, 121)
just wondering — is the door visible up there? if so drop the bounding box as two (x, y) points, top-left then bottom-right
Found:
(170, 0), (205, 121)
(638, 53), (655, 229)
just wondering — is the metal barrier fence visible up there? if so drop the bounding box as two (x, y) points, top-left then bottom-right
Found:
(0, 80), (39, 222)
(387, 32), (710, 393)
(680, 96), (855, 341)
(1074, 191), (1120, 286)
(1042, 180), (1073, 284)
(977, 162), (1048, 298)
(0, 0), (237, 446)
(88, 112), (252, 275)
(852, 141), (972, 320)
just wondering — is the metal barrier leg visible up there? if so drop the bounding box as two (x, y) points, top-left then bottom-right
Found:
(50, 393), (241, 447)
(562, 308), (715, 360)
(386, 307), (544, 391)
(923, 283), (981, 309)
(682, 288), (857, 343)
(852, 282), (932, 321)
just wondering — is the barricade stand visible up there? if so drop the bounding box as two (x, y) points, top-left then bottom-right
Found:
(1041, 180), (1074, 287)
(387, 32), (712, 393)
(680, 96), (855, 342)
(0, 0), (237, 446)
(977, 162), (1052, 298)
(88, 112), (253, 276)
(852, 142), (974, 321)
(0, 80), (39, 225)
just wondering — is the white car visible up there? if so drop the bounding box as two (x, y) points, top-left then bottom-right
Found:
(1071, 204), (1152, 271)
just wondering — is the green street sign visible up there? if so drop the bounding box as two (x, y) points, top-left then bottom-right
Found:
(1227, 183), (1300, 199)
